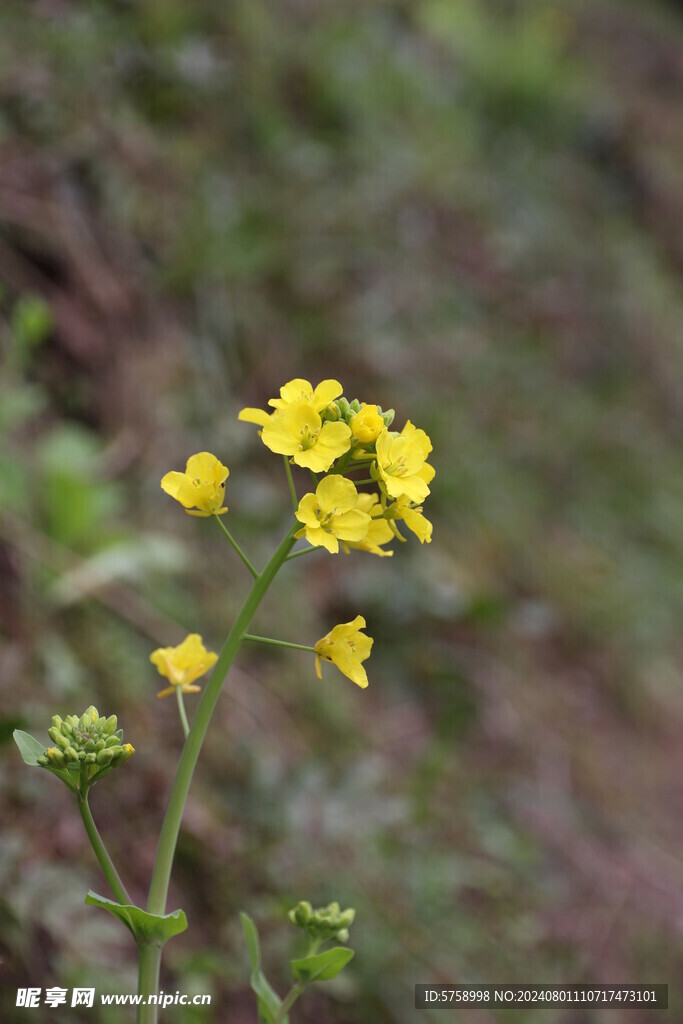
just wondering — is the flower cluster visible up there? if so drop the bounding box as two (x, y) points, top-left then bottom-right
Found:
(157, 376), (435, 694)
(288, 900), (356, 945)
(240, 377), (434, 552)
(37, 707), (134, 784)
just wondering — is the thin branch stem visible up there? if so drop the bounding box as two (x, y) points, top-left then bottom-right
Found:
(243, 634), (315, 653)
(77, 792), (131, 905)
(213, 515), (259, 579)
(283, 456), (298, 511)
(176, 688), (190, 739)
(285, 546), (319, 561)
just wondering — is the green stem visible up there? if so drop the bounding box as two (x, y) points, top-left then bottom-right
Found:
(136, 944), (162, 1024)
(274, 983), (305, 1024)
(213, 515), (259, 579)
(243, 634), (315, 653)
(77, 791), (131, 905)
(309, 470), (318, 489)
(285, 546), (318, 561)
(348, 478), (374, 485)
(284, 456), (298, 511)
(146, 520), (299, 918)
(175, 688), (190, 739)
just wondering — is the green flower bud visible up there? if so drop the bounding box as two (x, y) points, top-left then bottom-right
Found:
(338, 908), (355, 929)
(103, 715), (118, 736)
(48, 727), (70, 750)
(64, 746), (79, 763)
(105, 735), (120, 748)
(96, 748), (114, 766)
(84, 739), (95, 752)
(111, 743), (134, 766)
(381, 407), (395, 427)
(348, 400), (361, 413)
(51, 715), (63, 731)
(37, 755), (50, 767)
(85, 752), (97, 764)
(336, 928), (349, 943)
(289, 901), (313, 928)
(47, 747), (66, 767)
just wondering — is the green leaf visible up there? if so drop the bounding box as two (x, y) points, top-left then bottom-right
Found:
(239, 913), (286, 1024)
(13, 730), (47, 765)
(85, 891), (187, 948)
(13, 729), (78, 792)
(290, 946), (354, 984)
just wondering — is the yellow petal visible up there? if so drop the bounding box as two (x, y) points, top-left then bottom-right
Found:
(311, 379), (343, 410)
(239, 407), (271, 426)
(316, 474), (358, 514)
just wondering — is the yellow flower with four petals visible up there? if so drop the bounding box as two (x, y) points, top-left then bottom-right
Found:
(295, 476), (370, 553)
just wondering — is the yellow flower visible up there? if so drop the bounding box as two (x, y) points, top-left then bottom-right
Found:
(341, 492), (394, 557)
(295, 475), (371, 554)
(261, 400), (351, 473)
(314, 616), (373, 689)
(375, 421), (434, 503)
(150, 633), (218, 699)
(350, 404), (384, 444)
(161, 452), (229, 516)
(387, 495), (433, 544)
(238, 378), (343, 427)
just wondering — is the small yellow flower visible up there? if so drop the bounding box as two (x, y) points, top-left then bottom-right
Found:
(375, 421), (434, 503)
(161, 452), (229, 516)
(314, 616), (373, 689)
(350, 404), (384, 444)
(238, 378), (343, 426)
(296, 475), (371, 553)
(341, 492), (394, 557)
(150, 633), (218, 699)
(261, 400), (351, 473)
(387, 495), (433, 544)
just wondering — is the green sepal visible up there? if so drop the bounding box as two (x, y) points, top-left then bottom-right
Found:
(13, 729), (78, 792)
(240, 912), (287, 1024)
(85, 891), (187, 948)
(290, 946), (354, 984)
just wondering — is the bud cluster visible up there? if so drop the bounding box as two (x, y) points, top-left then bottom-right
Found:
(323, 397), (395, 429)
(37, 706), (134, 786)
(288, 900), (355, 944)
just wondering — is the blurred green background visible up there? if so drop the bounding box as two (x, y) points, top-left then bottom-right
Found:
(1, 0), (683, 1021)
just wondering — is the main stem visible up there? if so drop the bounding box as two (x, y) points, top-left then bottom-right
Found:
(139, 521), (298, 1016)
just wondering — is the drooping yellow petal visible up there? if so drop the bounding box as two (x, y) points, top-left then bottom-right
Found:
(314, 616), (373, 689)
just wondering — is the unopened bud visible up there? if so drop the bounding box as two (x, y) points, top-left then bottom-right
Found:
(47, 747), (66, 767)
(103, 715), (118, 736)
(49, 727), (70, 750)
(96, 748), (114, 767)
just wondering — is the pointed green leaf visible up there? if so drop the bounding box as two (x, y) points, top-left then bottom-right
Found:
(239, 912), (286, 1024)
(13, 729), (78, 792)
(85, 891), (187, 947)
(13, 730), (47, 765)
(291, 946), (354, 984)
(240, 912), (262, 971)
